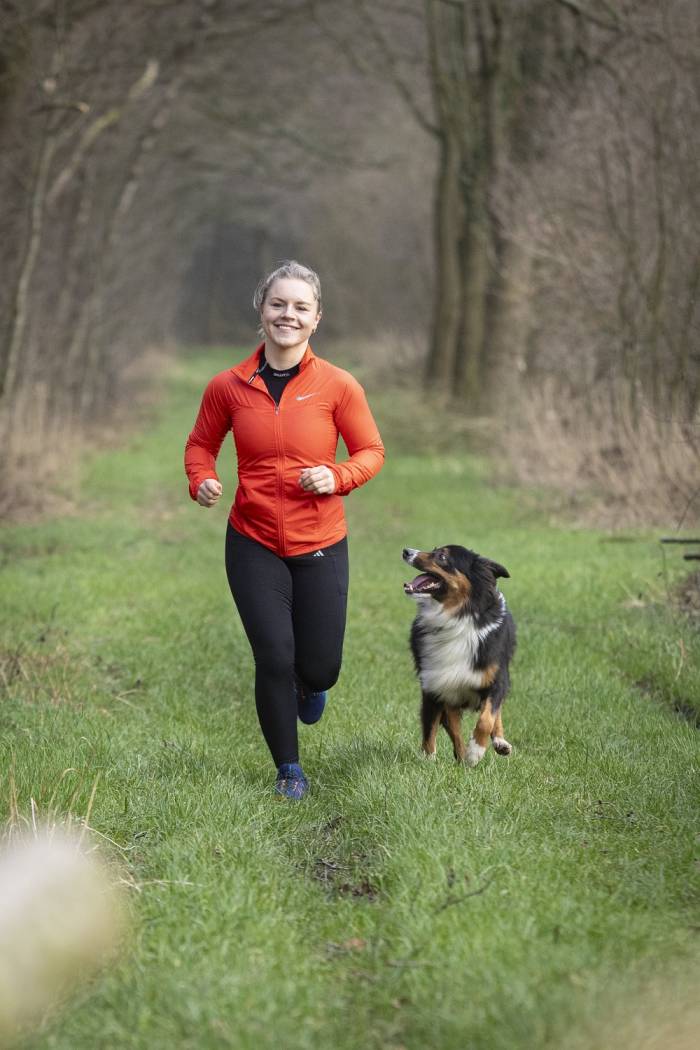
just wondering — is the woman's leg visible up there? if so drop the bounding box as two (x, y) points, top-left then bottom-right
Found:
(287, 537), (349, 693)
(225, 526), (298, 767)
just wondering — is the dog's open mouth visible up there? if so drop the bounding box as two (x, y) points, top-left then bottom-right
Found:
(404, 572), (444, 596)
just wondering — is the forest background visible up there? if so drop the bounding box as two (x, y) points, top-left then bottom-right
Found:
(0, 0), (698, 526)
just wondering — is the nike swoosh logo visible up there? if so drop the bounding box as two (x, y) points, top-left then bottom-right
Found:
(296, 393), (318, 401)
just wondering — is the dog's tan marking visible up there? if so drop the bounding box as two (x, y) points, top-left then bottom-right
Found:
(443, 706), (467, 762)
(480, 662), (499, 688)
(412, 551), (472, 616)
(440, 573), (472, 615)
(464, 699), (497, 767)
(422, 707), (443, 758)
(473, 698), (496, 751)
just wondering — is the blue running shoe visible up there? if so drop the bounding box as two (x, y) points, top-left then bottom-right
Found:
(274, 762), (309, 800)
(295, 677), (327, 725)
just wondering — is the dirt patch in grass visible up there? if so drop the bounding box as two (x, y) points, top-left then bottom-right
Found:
(0, 642), (80, 707)
(671, 569), (700, 620)
(0, 639), (140, 714)
(635, 676), (699, 727)
(313, 856), (380, 902)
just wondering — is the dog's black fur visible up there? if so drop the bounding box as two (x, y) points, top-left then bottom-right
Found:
(403, 545), (516, 766)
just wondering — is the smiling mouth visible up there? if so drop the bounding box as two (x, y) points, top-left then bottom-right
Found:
(404, 572), (443, 596)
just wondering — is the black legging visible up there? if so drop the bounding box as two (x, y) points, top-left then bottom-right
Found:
(225, 524), (349, 766)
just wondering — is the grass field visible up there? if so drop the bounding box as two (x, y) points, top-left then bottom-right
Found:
(1, 347), (699, 1050)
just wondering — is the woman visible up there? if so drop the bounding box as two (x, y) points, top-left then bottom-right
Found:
(184, 260), (385, 799)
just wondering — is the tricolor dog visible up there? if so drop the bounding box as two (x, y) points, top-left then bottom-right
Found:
(403, 545), (516, 766)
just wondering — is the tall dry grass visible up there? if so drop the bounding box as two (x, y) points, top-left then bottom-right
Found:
(344, 334), (699, 529)
(0, 346), (173, 523)
(503, 378), (700, 528)
(0, 382), (85, 523)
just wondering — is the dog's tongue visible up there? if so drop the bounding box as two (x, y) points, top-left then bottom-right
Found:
(404, 573), (437, 594)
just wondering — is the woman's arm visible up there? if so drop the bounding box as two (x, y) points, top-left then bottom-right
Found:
(329, 376), (385, 495)
(184, 374), (231, 502)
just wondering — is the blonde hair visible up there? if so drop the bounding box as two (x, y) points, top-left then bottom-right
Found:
(252, 260), (322, 313)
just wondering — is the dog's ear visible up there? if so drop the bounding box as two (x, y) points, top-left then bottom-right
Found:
(487, 560), (510, 579)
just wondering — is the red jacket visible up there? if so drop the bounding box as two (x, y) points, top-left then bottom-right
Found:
(184, 345), (385, 556)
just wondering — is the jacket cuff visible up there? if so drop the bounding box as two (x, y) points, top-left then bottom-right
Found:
(329, 465), (350, 495)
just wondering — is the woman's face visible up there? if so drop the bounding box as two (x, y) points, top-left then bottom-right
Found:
(260, 277), (320, 355)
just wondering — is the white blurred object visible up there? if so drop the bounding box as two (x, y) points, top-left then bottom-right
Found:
(0, 832), (123, 1040)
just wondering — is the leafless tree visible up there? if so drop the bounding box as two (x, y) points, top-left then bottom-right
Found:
(503, 0), (700, 418)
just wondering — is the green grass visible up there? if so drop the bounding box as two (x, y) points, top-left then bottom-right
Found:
(1, 347), (699, 1050)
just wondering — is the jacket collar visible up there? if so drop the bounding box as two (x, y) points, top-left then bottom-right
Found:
(232, 343), (316, 383)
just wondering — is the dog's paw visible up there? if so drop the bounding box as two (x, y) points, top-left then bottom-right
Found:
(419, 749), (437, 761)
(492, 736), (512, 756)
(465, 737), (486, 768)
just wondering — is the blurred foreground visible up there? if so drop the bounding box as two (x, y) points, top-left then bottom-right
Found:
(0, 832), (125, 1044)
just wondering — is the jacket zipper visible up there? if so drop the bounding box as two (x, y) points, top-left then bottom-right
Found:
(242, 367), (309, 556)
(272, 369), (307, 555)
(272, 394), (285, 552)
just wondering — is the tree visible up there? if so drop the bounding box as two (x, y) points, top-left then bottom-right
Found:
(0, 0), (323, 507)
(320, 1), (682, 403)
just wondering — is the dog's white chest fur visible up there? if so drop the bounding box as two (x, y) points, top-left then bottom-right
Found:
(414, 599), (503, 706)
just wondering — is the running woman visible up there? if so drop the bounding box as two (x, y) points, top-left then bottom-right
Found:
(184, 261), (385, 799)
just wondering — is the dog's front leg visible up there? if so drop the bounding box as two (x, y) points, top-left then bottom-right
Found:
(443, 706), (467, 762)
(466, 699), (496, 767)
(420, 694), (443, 759)
(491, 709), (512, 756)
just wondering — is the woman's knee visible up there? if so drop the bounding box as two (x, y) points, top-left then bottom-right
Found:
(297, 657), (341, 693)
(253, 640), (295, 681)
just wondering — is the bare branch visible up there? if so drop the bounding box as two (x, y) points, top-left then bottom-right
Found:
(1, 129), (56, 402)
(553, 0), (670, 49)
(313, 0), (439, 137)
(553, 0), (620, 34)
(46, 60), (160, 207)
(434, 876), (494, 913)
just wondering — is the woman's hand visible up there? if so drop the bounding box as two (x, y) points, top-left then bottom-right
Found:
(299, 466), (336, 495)
(197, 478), (223, 507)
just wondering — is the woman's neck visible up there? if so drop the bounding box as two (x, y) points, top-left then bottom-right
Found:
(263, 341), (308, 371)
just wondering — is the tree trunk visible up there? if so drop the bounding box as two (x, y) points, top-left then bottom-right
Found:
(455, 209), (490, 402)
(425, 130), (463, 387)
(424, 0), (506, 403)
(0, 125), (55, 405)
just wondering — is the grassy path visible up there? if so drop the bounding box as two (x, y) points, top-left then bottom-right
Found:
(2, 349), (699, 1050)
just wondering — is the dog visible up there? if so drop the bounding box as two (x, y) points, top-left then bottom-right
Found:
(403, 545), (516, 767)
